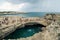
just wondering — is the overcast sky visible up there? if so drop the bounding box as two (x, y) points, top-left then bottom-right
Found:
(0, 0), (60, 12)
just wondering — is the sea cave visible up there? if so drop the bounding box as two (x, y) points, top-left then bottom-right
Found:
(4, 22), (46, 39)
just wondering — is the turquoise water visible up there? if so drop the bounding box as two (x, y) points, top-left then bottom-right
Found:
(0, 12), (46, 17)
(4, 24), (44, 39)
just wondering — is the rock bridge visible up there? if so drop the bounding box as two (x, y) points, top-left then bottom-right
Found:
(0, 16), (51, 39)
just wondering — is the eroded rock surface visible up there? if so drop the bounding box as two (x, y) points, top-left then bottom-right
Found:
(1, 14), (60, 40)
(12, 21), (60, 40)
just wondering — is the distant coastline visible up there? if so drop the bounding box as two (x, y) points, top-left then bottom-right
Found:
(0, 11), (60, 14)
(0, 11), (28, 15)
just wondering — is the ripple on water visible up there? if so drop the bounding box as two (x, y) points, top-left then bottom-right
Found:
(4, 24), (45, 39)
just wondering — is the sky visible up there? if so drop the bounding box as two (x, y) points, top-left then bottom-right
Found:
(0, 0), (60, 12)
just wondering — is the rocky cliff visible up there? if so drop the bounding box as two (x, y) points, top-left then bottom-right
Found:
(1, 14), (60, 40)
(12, 21), (60, 40)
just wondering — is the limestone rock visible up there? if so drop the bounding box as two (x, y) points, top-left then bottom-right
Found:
(8, 21), (60, 40)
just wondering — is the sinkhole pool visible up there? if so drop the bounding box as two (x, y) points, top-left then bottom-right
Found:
(4, 23), (45, 39)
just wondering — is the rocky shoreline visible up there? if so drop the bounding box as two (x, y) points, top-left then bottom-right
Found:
(0, 14), (60, 40)
(0, 11), (27, 15)
(3, 21), (60, 40)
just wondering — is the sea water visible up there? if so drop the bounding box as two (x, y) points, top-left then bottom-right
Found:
(0, 12), (46, 17)
(4, 24), (43, 39)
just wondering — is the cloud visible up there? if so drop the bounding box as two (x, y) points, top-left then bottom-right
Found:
(7, 0), (39, 4)
(0, 2), (30, 11)
(0, 0), (60, 12)
(40, 0), (60, 12)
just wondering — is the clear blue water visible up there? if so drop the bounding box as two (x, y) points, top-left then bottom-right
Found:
(0, 12), (46, 17)
(4, 24), (43, 39)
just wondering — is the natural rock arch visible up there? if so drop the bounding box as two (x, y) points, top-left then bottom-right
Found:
(4, 22), (46, 39)
(23, 22), (46, 28)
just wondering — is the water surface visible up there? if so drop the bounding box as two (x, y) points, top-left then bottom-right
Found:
(0, 12), (46, 17)
(4, 23), (45, 39)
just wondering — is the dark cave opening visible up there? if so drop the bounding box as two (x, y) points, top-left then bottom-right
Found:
(4, 22), (46, 39)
